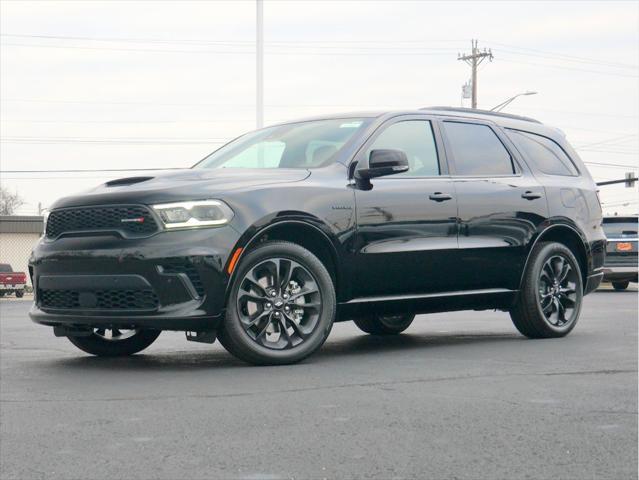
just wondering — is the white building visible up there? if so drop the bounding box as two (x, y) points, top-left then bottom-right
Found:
(0, 216), (44, 286)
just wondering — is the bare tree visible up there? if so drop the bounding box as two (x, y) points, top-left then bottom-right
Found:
(0, 186), (25, 215)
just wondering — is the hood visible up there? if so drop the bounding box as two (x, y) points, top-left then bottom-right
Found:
(51, 168), (311, 209)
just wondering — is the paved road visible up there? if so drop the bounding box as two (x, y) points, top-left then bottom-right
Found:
(1, 289), (637, 480)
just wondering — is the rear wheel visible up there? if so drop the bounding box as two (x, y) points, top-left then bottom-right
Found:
(510, 242), (583, 339)
(612, 281), (629, 291)
(67, 328), (161, 356)
(353, 313), (415, 335)
(218, 241), (336, 365)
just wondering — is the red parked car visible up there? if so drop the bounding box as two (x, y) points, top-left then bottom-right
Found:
(0, 263), (27, 298)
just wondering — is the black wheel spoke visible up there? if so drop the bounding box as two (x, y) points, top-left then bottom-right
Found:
(289, 288), (319, 302)
(558, 264), (571, 284)
(278, 317), (293, 346)
(284, 313), (308, 340)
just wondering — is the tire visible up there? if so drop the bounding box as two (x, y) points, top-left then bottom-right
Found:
(67, 328), (161, 356)
(353, 313), (415, 335)
(510, 241), (583, 339)
(15, 290), (24, 298)
(612, 281), (629, 291)
(218, 241), (336, 365)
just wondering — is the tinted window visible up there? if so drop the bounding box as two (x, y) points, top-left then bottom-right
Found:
(507, 129), (578, 176)
(603, 217), (638, 238)
(443, 122), (514, 175)
(0, 264), (12, 273)
(366, 120), (440, 176)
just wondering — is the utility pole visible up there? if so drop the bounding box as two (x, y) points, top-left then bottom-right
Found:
(458, 39), (493, 109)
(256, 0), (264, 129)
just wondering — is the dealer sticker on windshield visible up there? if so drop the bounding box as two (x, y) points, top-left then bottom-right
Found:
(339, 121), (363, 128)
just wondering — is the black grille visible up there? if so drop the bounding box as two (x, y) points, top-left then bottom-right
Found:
(159, 259), (205, 297)
(46, 205), (158, 239)
(38, 289), (159, 310)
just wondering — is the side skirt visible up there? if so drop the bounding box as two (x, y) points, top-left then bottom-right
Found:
(336, 288), (517, 321)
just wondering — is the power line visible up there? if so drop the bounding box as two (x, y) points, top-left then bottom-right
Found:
(486, 40), (638, 70)
(584, 161), (639, 168)
(498, 57), (639, 79)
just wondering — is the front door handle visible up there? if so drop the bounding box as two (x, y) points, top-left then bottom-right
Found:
(521, 191), (543, 200)
(429, 192), (453, 202)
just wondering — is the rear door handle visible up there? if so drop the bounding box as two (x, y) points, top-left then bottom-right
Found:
(521, 191), (542, 200)
(429, 192), (453, 202)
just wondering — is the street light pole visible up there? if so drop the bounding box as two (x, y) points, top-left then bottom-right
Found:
(490, 91), (537, 112)
(256, 0), (264, 129)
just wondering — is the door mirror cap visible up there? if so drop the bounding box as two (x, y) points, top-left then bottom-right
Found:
(356, 149), (409, 180)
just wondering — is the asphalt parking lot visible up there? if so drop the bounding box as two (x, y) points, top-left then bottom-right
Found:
(1, 287), (637, 480)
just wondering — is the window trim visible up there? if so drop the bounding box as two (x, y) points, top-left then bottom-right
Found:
(351, 114), (450, 179)
(439, 119), (523, 178)
(505, 128), (581, 177)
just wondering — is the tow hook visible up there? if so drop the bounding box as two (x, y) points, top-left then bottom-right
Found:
(185, 330), (217, 344)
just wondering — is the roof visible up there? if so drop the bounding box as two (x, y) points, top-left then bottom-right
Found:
(0, 215), (44, 234)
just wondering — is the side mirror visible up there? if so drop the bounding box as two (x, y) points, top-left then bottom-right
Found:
(355, 149), (409, 180)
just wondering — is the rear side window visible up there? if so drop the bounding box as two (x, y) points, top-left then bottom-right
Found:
(507, 129), (578, 176)
(443, 122), (514, 176)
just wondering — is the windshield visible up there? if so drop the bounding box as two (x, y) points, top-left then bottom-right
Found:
(603, 217), (638, 238)
(194, 118), (371, 169)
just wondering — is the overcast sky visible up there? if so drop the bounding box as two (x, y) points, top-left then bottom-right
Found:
(1, 0), (637, 215)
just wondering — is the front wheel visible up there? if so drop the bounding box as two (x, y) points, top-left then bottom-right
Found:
(15, 290), (24, 298)
(218, 241), (336, 365)
(510, 242), (583, 339)
(612, 281), (630, 291)
(67, 328), (161, 356)
(353, 313), (415, 335)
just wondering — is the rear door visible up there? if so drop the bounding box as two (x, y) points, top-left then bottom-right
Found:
(440, 119), (548, 291)
(353, 116), (459, 297)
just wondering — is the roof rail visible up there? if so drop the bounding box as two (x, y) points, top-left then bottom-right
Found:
(420, 106), (542, 124)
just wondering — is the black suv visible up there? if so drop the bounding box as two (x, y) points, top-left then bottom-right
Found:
(30, 107), (606, 365)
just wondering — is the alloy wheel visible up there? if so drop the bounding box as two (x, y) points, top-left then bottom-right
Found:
(236, 258), (322, 350)
(537, 254), (579, 327)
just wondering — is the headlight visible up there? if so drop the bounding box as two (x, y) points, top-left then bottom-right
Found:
(151, 200), (234, 229)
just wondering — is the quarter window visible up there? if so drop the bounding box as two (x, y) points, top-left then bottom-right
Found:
(366, 120), (440, 176)
(443, 122), (515, 176)
(506, 129), (578, 176)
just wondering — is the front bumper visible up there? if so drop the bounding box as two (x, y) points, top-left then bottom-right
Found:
(29, 227), (240, 331)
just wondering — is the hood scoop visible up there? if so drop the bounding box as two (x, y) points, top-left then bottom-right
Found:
(105, 176), (154, 187)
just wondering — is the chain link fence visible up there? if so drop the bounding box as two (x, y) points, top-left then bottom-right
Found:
(0, 216), (44, 290)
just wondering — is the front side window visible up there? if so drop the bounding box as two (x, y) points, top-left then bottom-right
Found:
(506, 129), (578, 176)
(443, 122), (515, 176)
(195, 118), (371, 169)
(365, 120), (440, 177)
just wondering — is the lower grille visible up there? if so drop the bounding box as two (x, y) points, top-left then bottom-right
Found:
(39, 288), (159, 310)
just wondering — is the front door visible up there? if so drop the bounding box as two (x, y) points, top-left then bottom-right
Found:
(352, 117), (459, 298)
